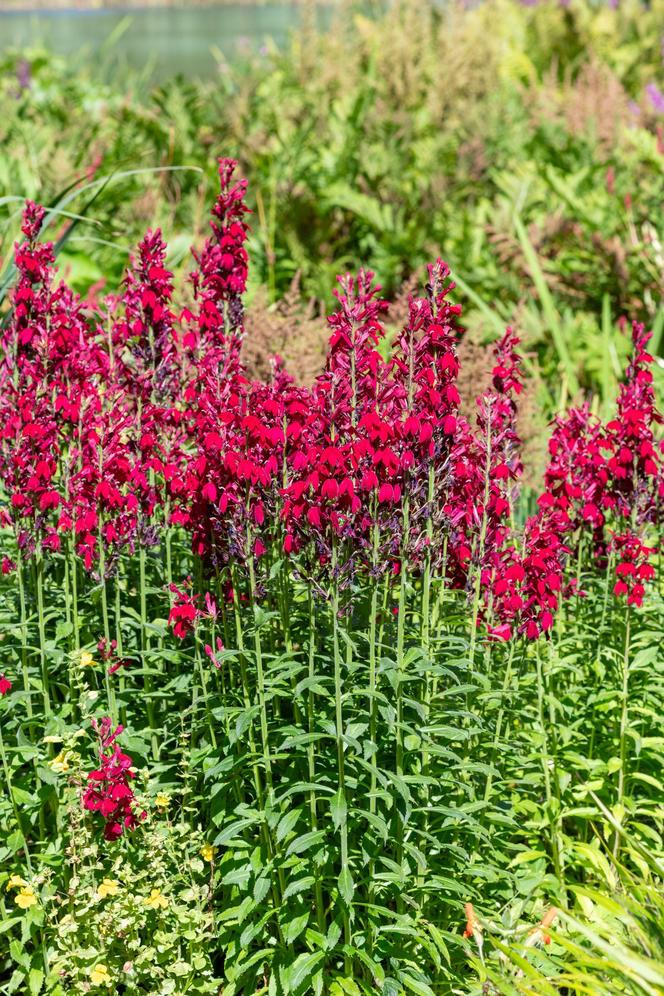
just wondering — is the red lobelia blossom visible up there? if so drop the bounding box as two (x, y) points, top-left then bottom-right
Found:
(0, 200), (113, 562)
(107, 229), (178, 405)
(82, 717), (144, 841)
(611, 530), (656, 607)
(168, 580), (202, 639)
(188, 157), (251, 383)
(603, 321), (662, 528)
(2, 202), (52, 380)
(389, 260), (463, 572)
(281, 270), (394, 568)
(447, 327), (523, 598)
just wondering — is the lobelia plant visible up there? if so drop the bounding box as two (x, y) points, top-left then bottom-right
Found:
(0, 159), (661, 994)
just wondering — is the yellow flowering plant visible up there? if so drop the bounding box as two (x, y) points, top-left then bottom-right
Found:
(31, 776), (220, 993)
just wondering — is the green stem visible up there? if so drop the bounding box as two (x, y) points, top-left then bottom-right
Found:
(613, 607), (631, 859)
(35, 553), (50, 717)
(233, 559), (285, 931)
(0, 718), (32, 871)
(69, 536), (80, 652)
(114, 573), (126, 727)
(230, 567), (262, 802)
(139, 545), (158, 760)
(193, 634), (217, 750)
(536, 643), (562, 883)
(367, 520), (380, 932)
(421, 463), (435, 783)
(483, 641), (517, 800)
(331, 554), (351, 968)
(395, 497), (410, 881)
(16, 551), (31, 719)
(468, 412), (492, 667)
(97, 537), (116, 719)
(307, 594), (326, 935)
(247, 542), (285, 895)
(428, 537), (448, 712)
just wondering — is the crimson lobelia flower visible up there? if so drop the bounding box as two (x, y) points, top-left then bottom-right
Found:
(107, 229), (178, 406)
(82, 717), (144, 841)
(389, 260), (463, 573)
(168, 580), (202, 639)
(449, 328), (522, 566)
(611, 530), (656, 607)
(603, 321), (662, 528)
(187, 157), (251, 387)
(281, 270), (393, 569)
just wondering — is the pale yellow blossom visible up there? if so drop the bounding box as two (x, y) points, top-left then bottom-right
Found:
(96, 878), (120, 900)
(143, 888), (168, 910)
(48, 750), (70, 774)
(200, 843), (215, 862)
(80, 651), (95, 668)
(6, 874), (27, 891)
(15, 885), (37, 909)
(90, 964), (112, 987)
(155, 792), (170, 808)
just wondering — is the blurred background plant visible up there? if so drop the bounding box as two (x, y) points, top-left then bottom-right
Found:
(1, 0), (662, 416)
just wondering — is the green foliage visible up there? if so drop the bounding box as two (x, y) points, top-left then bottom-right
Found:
(0, 524), (662, 992)
(470, 827), (664, 994)
(1, 0), (663, 404)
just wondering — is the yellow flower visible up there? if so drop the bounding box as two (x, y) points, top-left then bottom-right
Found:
(6, 874), (27, 891)
(15, 886), (37, 909)
(96, 878), (120, 900)
(48, 750), (70, 774)
(143, 888), (168, 910)
(155, 792), (170, 808)
(90, 964), (112, 987)
(80, 651), (95, 668)
(200, 844), (215, 862)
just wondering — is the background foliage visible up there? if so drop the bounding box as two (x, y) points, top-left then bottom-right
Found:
(1, 0), (663, 405)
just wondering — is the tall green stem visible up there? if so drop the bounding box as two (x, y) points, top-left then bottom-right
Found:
(16, 551), (31, 719)
(247, 552), (273, 798)
(114, 573), (126, 726)
(97, 534), (116, 719)
(421, 463), (435, 782)
(247, 540), (287, 907)
(139, 545), (158, 759)
(536, 643), (562, 883)
(483, 641), (517, 800)
(331, 551), (351, 967)
(35, 553), (50, 717)
(307, 594), (326, 934)
(69, 537), (80, 653)
(395, 497), (410, 879)
(367, 519), (380, 931)
(469, 410), (492, 666)
(230, 565), (264, 810)
(613, 607), (631, 859)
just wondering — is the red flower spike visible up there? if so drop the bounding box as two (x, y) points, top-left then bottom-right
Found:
(82, 717), (143, 840)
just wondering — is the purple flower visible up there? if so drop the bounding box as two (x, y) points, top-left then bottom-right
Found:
(646, 83), (664, 114)
(16, 59), (31, 93)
